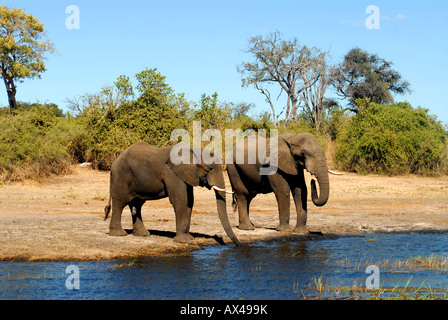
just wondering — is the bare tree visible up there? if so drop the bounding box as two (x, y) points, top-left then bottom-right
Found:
(65, 95), (84, 116)
(254, 82), (279, 126)
(65, 93), (103, 117)
(300, 52), (336, 131)
(238, 31), (324, 128)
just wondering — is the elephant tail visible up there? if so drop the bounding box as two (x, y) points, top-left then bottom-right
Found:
(104, 197), (111, 220)
(104, 171), (112, 220)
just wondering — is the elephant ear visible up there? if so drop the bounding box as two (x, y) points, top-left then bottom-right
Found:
(170, 163), (200, 186)
(167, 144), (201, 186)
(275, 137), (298, 175)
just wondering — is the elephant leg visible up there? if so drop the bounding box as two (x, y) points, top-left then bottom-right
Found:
(169, 184), (194, 243)
(291, 185), (309, 234)
(236, 193), (255, 230)
(130, 199), (150, 237)
(109, 199), (128, 236)
(270, 176), (291, 232)
(274, 192), (291, 232)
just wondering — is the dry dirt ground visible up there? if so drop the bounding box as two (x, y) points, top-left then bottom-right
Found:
(0, 166), (447, 261)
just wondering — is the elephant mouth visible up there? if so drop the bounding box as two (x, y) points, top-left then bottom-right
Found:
(304, 167), (316, 177)
(296, 158), (305, 168)
(200, 180), (208, 188)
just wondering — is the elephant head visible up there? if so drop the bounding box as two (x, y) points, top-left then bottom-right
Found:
(276, 133), (330, 207)
(168, 144), (241, 245)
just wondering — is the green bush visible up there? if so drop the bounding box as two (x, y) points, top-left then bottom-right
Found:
(230, 115), (274, 133)
(79, 68), (192, 170)
(0, 106), (85, 181)
(335, 102), (448, 175)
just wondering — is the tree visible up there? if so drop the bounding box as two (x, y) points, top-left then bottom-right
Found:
(114, 75), (134, 103)
(194, 92), (231, 130)
(238, 31), (325, 128)
(229, 101), (255, 119)
(79, 68), (192, 169)
(300, 52), (336, 132)
(0, 6), (55, 110)
(332, 48), (411, 112)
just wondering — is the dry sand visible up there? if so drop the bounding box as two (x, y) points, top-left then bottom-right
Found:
(0, 166), (447, 261)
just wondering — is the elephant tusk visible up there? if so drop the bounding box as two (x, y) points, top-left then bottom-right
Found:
(328, 169), (343, 175)
(212, 185), (234, 194)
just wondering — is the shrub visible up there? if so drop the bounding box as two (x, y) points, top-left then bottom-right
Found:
(230, 115), (274, 134)
(335, 102), (448, 175)
(0, 106), (85, 181)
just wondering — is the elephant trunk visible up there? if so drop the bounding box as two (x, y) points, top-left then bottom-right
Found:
(209, 167), (241, 246)
(214, 189), (241, 246)
(309, 157), (330, 207)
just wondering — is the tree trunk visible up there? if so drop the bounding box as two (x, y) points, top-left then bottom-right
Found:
(3, 76), (17, 111)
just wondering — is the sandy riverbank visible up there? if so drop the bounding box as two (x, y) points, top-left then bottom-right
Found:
(0, 166), (447, 261)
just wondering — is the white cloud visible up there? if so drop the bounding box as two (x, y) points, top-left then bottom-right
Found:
(395, 14), (406, 20)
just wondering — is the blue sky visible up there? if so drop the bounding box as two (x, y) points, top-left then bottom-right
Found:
(2, 0), (448, 123)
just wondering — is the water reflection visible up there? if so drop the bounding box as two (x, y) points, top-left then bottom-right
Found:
(1, 233), (447, 299)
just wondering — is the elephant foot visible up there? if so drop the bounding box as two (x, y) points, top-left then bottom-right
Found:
(293, 226), (309, 235)
(109, 227), (127, 236)
(276, 224), (292, 232)
(238, 221), (255, 230)
(132, 228), (150, 237)
(173, 233), (194, 243)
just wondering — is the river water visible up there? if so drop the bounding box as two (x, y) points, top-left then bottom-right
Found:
(1, 233), (447, 299)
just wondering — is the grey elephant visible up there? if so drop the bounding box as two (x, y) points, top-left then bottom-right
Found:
(226, 132), (329, 234)
(104, 142), (240, 245)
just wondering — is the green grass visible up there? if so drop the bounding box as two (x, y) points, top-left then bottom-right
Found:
(297, 275), (448, 300)
(296, 254), (448, 300)
(332, 254), (448, 273)
(407, 254), (448, 270)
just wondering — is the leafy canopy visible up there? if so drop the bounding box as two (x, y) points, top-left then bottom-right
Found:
(332, 48), (411, 112)
(0, 5), (55, 109)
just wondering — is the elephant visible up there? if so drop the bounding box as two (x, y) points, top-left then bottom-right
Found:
(104, 142), (240, 245)
(226, 132), (329, 234)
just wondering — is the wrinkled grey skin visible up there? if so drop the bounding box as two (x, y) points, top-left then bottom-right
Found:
(104, 142), (240, 245)
(226, 133), (329, 234)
